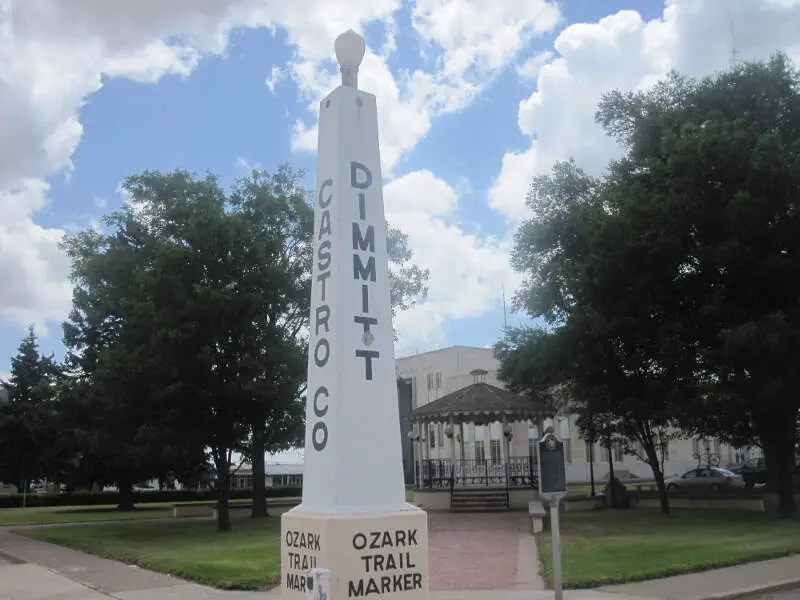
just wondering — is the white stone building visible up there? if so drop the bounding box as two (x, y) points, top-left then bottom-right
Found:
(396, 345), (758, 483)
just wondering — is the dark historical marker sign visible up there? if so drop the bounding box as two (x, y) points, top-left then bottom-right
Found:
(538, 433), (567, 496)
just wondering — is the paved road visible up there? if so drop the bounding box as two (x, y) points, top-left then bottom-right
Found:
(749, 591), (800, 600)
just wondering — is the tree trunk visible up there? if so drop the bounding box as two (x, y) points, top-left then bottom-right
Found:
(607, 442), (616, 507)
(117, 474), (135, 511)
(772, 433), (797, 518)
(643, 439), (670, 515)
(215, 457), (233, 532)
(250, 425), (269, 519)
(760, 416), (797, 518)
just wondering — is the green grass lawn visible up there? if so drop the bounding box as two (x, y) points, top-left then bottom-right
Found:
(566, 484), (594, 498)
(0, 504), (172, 526)
(17, 518), (281, 590)
(538, 509), (800, 589)
(0, 497), (300, 527)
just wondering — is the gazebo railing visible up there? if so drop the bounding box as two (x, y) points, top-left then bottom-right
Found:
(416, 456), (538, 489)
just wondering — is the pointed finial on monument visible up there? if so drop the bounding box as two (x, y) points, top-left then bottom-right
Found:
(334, 29), (366, 89)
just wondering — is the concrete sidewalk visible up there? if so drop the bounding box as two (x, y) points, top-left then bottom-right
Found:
(0, 527), (653, 600)
(0, 563), (656, 600)
(0, 563), (267, 600)
(599, 555), (800, 600)
(2, 527), (798, 600)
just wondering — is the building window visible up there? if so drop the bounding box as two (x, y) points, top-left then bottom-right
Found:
(529, 438), (538, 462)
(429, 425), (436, 448)
(613, 441), (624, 462)
(426, 372), (442, 390)
(693, 438), (717, 458)
(633, 441), (645, 462)
(475, 442), (486, 463)
(564, 438), (573, 464)
(490, 440), (501, 464)
(601, 442), (624, 462)
(660, 438), (670, 461)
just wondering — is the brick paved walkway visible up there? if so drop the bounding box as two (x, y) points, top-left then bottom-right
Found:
(428, 512), (543, 591)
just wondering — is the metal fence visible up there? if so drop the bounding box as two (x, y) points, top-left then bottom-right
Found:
(416, 457), (538, 489)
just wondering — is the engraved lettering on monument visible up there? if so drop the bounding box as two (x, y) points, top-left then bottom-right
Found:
(347, 528), (425, 597)
(284, 530), (323, 592)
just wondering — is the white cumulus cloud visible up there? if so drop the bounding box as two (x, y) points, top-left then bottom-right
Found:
(489, 0), (800, 223)
(0, 0), (561, 347)
(385, 171), (520, 354)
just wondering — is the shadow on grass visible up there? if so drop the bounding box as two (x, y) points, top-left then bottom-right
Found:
(17, 518), (283, 590)
(52, 507), (140, 515)
(537, 508), (800, 589)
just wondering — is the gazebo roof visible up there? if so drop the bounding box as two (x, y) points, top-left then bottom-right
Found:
(407, 382), (548, 423)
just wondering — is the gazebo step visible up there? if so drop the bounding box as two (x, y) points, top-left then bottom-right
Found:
(451, 498), (509, 506)
(450, 488), (509, 512)
(451, 489), (509, 498)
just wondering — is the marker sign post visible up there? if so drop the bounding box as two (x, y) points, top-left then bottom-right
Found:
(537, 432), (567, 600)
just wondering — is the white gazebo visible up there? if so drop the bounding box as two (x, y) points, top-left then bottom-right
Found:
(406, 380), (551, 511)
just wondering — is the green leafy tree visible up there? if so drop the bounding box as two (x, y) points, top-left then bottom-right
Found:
(387, 226), (429, 318)
(594, 53), (800, 517)
(502, 54), (800, 517)
(61, 215), (204, 508)
(224, 168), (311, 519)
(501, 158), (700, 513)
(62, 165), (429, 530)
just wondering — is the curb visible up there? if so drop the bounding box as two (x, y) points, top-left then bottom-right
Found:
(697, 578), (800, 599)
(0, 548), (25, 564)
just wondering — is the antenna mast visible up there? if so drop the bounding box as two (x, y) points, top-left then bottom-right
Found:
(728, 7), (738, 66)
(501, 283), (508, 332)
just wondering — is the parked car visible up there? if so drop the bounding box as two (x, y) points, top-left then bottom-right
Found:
(133, 484), (156, 492)
(738, 457), (767, 489)
(739, 459), (800, 490)
(665, 467), (745, 494)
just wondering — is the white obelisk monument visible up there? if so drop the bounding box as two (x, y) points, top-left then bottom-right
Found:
(281, 30), (429, 600)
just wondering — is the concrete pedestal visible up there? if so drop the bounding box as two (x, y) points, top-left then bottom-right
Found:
(281, 507), (429, 599)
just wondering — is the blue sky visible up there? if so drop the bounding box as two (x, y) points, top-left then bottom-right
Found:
(2, 0), (798, 376)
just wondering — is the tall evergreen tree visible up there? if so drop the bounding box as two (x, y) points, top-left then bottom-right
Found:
(0, 326), (61, 491)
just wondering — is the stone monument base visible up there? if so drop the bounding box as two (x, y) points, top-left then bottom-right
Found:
(281, 506), (429, 599)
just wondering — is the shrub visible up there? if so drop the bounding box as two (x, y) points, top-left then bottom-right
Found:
(0, 487), (302, 509)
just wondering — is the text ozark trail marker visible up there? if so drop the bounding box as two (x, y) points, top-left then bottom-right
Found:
(280, 29), (430, 600)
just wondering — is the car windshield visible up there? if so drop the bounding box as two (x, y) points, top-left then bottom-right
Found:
(716, 468), (736, 476)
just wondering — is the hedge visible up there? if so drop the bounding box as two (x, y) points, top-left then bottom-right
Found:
(0, 487), (302, 509)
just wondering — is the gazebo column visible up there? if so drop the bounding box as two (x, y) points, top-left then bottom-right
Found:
(414, 422), (423, 488)
(502, 416), (512, 486)
(448, 416), (456, 487)
(502, 416), (511, 462)
(417, 421), (428, 488)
